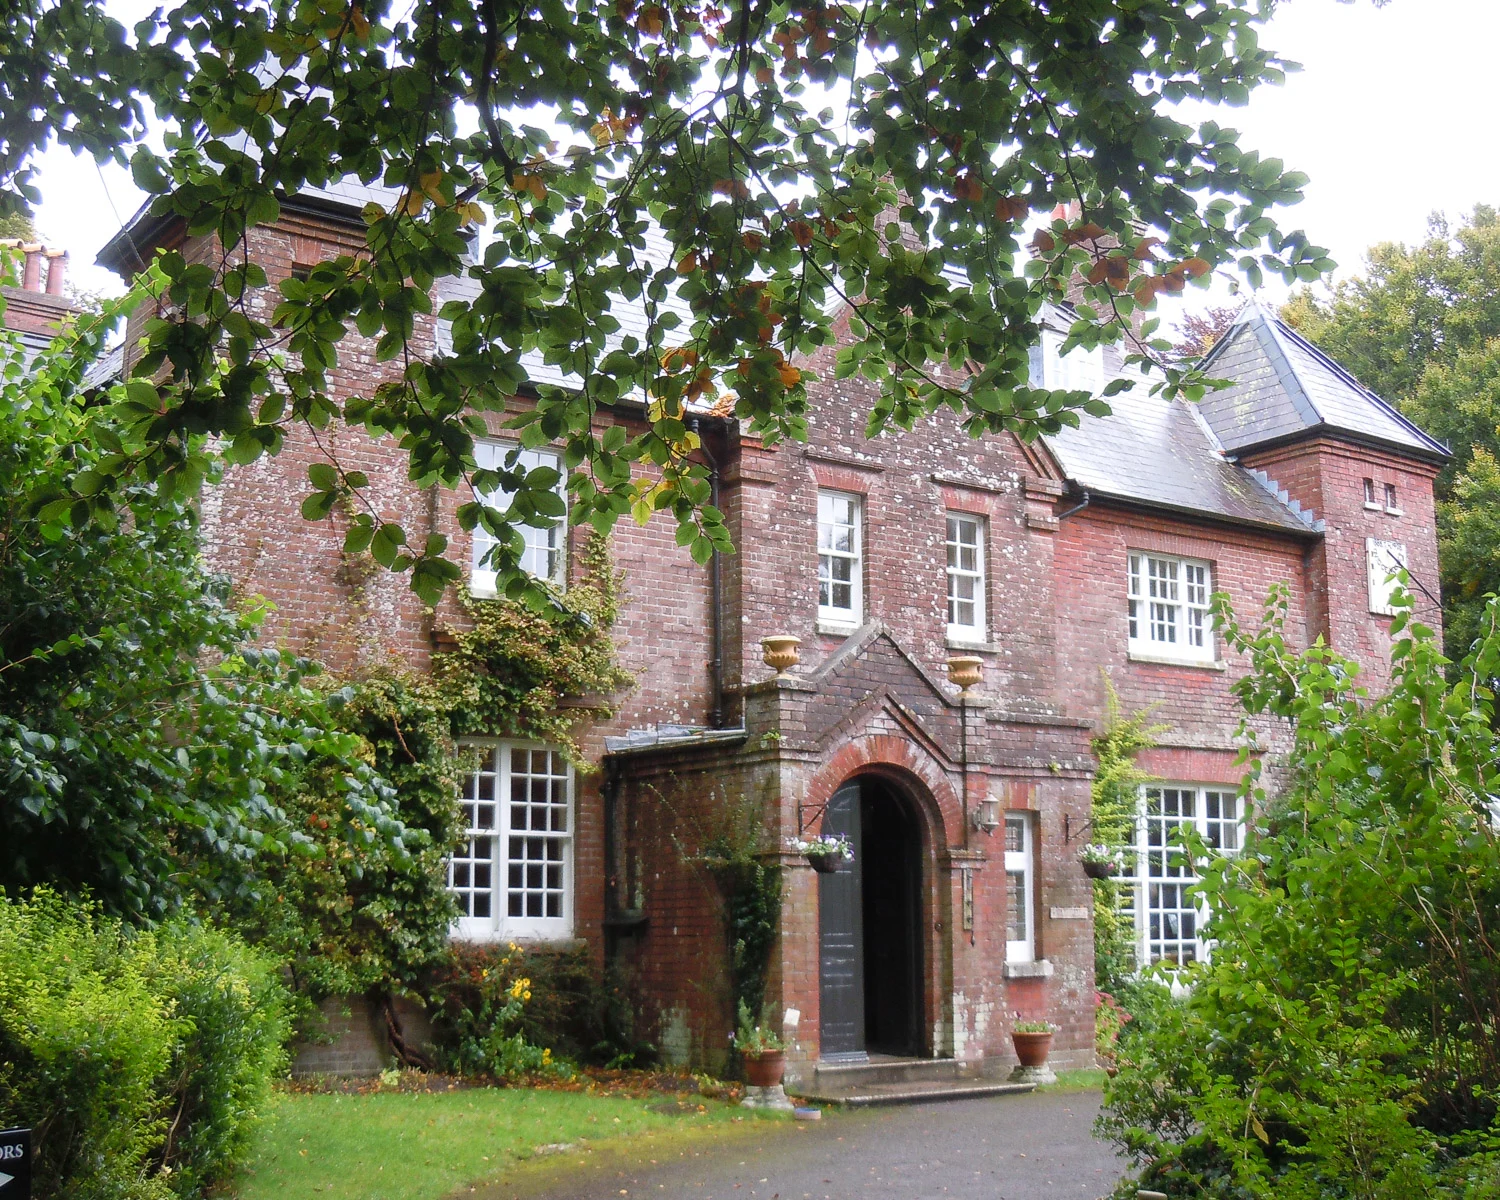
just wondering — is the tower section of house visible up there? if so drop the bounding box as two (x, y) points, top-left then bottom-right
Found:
(1195, 305), (1449, 690)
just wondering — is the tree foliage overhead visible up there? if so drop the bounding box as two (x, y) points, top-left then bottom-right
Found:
(7, 0), (1328, 599)
(0, 279), (414, 921)
(1283, 206), (1500, 658)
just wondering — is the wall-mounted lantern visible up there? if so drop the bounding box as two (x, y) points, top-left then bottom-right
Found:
(972, 794), (1002, 835)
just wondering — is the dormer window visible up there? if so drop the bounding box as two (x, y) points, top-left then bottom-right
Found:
(1031, 329), (1106, 395)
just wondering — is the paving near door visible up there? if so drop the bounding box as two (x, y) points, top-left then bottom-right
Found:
(480, 1089), (1125, 1200)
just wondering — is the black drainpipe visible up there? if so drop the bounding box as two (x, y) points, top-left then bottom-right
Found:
(691, 417), (726, 729)
(1055, 488), (1091, 522)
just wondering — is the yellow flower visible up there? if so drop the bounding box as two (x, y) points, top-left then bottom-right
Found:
(524, 990), (532, 1001)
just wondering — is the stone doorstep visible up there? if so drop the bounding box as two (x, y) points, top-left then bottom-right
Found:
(788, 1077), (1037, 1108)
(808, 1055), (972, 1089)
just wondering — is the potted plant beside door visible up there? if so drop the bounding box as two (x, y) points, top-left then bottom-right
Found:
(1011, 1019), (1057, 1067)
(735, 1000), (787, 1087)
(787, 833), (854, 874)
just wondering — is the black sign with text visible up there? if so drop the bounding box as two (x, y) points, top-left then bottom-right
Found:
(0, 1129), (29, 1200)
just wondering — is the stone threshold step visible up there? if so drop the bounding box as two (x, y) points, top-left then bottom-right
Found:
(789, 1079), (1036, 1108)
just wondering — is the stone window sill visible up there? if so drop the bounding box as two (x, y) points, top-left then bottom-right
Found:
(1003, 959), (1054, 979)
(817, 618), (860, 637)
(1127, 650), (1226, 671)
(946, 634), (997, 653)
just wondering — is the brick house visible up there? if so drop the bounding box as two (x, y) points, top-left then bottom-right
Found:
(84, 190), (1446, 1089)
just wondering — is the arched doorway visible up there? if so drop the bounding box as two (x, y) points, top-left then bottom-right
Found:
(818, 775), (925, 1060)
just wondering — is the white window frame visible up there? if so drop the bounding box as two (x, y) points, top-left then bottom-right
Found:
(1041, 329), (1105, 395)
(470, 442), (568, 596)
(817, 490), (863, 626)
(1129, 784), (1241, 967)
(1363, 477), (1380, 510)
(1127, 551), (1215, 664)
(1004, 813), (1036, 964)
(1383, 482), (1402, 516)
(945, 512), (987, 643)
(449, 740), (574, 942)
(1366, 538), (1409, 615)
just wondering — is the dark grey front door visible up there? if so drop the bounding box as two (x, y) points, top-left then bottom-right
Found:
(819, 781), (866, 1059)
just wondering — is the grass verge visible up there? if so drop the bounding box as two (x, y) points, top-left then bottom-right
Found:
(232, 1086), (772, 1200)
(1036, 1067), (1109, 1093)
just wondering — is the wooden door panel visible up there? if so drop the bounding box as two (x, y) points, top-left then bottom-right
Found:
(818, 781), (865, 1059)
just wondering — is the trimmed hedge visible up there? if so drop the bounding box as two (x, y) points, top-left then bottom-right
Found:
(0, 891), (289, 1198)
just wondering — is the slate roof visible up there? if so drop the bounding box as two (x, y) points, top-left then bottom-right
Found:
(1041, 378), (1322, 535)
(1196, 304), (1449, 460)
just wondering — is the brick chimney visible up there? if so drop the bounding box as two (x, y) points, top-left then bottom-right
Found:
(1, 239), (77, 337)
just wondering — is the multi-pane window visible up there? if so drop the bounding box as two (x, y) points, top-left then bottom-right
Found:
(1127, 552), (1214, 662)
(450, 742), (573, 940)
(1004, 814), (1036, 964)
(1131, 785), (1241, 966)
(471, 442), (567, 594)
(945, 514), (986, 641)
(1366, 538), (1409, 616)
(817, 491), (863, 624)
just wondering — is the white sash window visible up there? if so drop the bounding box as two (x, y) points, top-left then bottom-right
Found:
(450, 742), (573, 941)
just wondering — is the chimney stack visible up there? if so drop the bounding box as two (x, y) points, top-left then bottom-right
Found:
(45, 250), (66, 295)
(1, 239), (80, 337)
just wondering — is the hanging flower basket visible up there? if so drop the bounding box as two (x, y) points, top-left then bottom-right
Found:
(788, 834), (853, 873)
(1079, 844), (1120, 880)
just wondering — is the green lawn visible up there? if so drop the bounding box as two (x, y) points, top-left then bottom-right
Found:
(233, 1087), (769, 1200)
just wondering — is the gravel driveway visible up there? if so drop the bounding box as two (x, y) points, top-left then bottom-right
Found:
(481, 1089), (1125, 1200)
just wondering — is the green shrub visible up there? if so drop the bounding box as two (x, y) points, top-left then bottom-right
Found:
(427, 942), (568, 1080)
(0, 891), (287, 1199)
(138, 923), (290, 1195)
(1098, 589), (1500, 1198)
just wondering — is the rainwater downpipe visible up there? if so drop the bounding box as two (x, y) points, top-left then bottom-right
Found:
(1055, 488), (1091, 522)
(690, 417), (726, 729)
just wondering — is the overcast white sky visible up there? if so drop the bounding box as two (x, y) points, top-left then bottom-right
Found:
(28, 0), (1500, 324)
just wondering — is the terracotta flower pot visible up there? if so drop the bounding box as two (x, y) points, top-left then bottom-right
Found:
(761, 635), (801, 675)
(1011, 1030), (1054, 1068)
(1082, 859), (1115, 880)
(807, 853), (840, 874)
(743, 1050), (786, 1088)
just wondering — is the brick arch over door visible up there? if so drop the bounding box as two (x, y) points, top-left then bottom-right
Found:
(805, 732), (960, 1059)
(806, 731), (960, 851)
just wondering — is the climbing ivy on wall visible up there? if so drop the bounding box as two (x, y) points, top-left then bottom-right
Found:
(236, 533), (634, 1022)
(1090, 676), (1166, 997)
